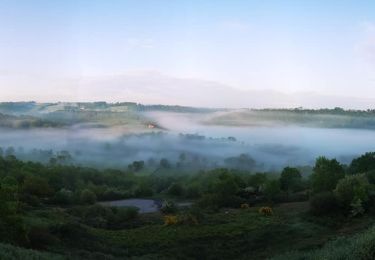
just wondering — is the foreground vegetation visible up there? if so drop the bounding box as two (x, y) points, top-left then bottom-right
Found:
(1, 150), (375, 258)
(274, 225), (375, 260)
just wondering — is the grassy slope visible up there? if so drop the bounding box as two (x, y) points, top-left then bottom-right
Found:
(5, 202), (375, 259)
(0, 243), (65, 260)
(273, 225), (375, 260)
(88, 202), (374, 259)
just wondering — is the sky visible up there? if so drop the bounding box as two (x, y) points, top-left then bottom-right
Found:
(0, 0), (375, 108)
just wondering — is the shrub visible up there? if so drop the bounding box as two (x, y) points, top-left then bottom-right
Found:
(164, 215), (178, 226)
(263, 180), (281, 202)
(167, 183), (184, 197)
(80, 189), (97, 205)
(22, 176), (53, 198)
(27, 226), (58, 250)
(177, 213), (199, 225)
(53, 189), (74, 205)
(220, 195), (245, 208)
(334, 174), (371, 211)
(310, 192), (339, 216)
(83, 204), (114, 228)
(113, 206), (139, 221)
(197, 194), (220, 211)
(185, 185), (201, 199)
(365, 170), (375, 185)
(2, 176), (18, 186)
(134, 184), (153, 197)
(100, 188), (126, 201)
(19, 194), (41, 207)
(160, 200), (178, 214)
(350, 198), (365, 217)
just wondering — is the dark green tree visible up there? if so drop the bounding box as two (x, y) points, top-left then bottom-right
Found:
(160, 158), (171, 169)
(311, 157), (344, 193)
(167, 182), (184, 197)
(349, 152), (375, 174)
(279, 167), (302, 194)
(128, 160), (145, 172)
(22, 176), (53, 198)
(263, 180), (281, 202)
(334, 174), (371, 211)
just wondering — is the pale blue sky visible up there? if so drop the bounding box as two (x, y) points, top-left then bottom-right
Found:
(1, 0), (375, 107)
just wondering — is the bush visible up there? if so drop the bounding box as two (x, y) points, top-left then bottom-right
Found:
(177, 213), (199, 225)
(112, 207), (139, 222)
(53, 189), (74, 205)
(167, 183), (184, 197)
(100, 188), (126, 201)
(263, 180), (281, 202)
(334, 174), (371, 211)
(22, 176), (53, 198)
(160, 200), (178, 214)
(27, 226), (58, 250)
(197, 194), (220, 211)
(220, 195), (245, 208)
(80, 189), (97, 205)
(164, 215), (178, 226)
(19, 194), (41, 207)
(134, 184), (153, 197)
(365, 170), (375, 185)
(350, 198), (365, 217)
(83, 204), (114, 228)
(310, 192), (339, 216)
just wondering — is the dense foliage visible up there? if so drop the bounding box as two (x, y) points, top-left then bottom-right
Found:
(0, 150), (375, 259)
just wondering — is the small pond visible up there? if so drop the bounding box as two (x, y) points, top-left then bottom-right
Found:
(99, 199), (159, 213)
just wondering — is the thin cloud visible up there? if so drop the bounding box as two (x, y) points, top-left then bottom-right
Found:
(126, 38), (155, 49)
(48, 72), (375, 109)
(219, 20), (251, 32)
(358, 22), (375, 64)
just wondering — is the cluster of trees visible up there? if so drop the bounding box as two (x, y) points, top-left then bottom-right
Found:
(310, 153), (375, 216)
(0, 113), (60, 129)
(219, 108), (375, 129)
(2, 149), (375, 255)
(257, 107), (375, 116)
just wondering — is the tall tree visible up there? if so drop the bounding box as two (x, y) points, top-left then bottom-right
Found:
(280, 167), (302, 194)
(311, 157), (344, 193)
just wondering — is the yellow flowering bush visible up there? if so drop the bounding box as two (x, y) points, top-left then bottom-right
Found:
(164, 215), (178, 226)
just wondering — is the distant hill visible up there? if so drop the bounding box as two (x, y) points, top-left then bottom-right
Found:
(0, 102), (218, 129)
(203, 108), (375, 129)
(0, 113), (61, 129)
(2, 102), (375, 130)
